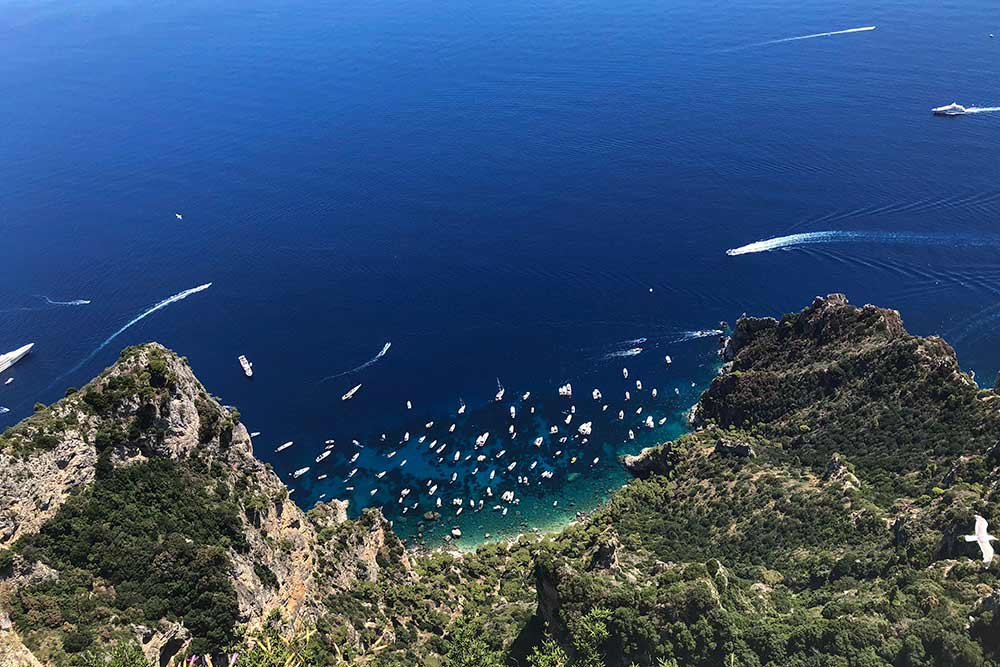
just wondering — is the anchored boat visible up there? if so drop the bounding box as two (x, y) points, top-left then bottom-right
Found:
(238, 354), (253, 377)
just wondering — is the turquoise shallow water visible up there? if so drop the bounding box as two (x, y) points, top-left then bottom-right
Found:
(3, 0), (1000, 542)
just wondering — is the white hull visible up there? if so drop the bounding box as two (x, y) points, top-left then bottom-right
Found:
(0, 343), (34, 375)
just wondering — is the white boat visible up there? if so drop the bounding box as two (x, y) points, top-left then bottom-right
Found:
(292, 467), (310, 478)
(4, 378), (12, 385)
(315, 451), (331, 463)
(342, 383), (362, 401)
(0, 343), (34, 375)
(238, 355), (253, 377)
(495, 379), (505, 402)
(275, 441), (293, 452)
(933, 102), (966, 116)
(249, 431), (261, 437)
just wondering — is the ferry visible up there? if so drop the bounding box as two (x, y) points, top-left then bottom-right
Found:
(238, 355), (253, 377)
(0, 343), (34, 375)
(932, 102), (966, 116)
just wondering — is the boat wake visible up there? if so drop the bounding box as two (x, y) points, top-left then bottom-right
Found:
(603, 347), (644, 359)
(672, 329), (724, 342)
(599, 330), (722, 359)
(321, 342), (392, 382)
(786, 189), (1000, 233)
(726, 230), (1000, 256)
(59, 283), (213, 381)
(754, 25), (876, 47)
(722, 25), (875, 51)
(39, 296), (91, 306)
(964, 107), (1000, 113)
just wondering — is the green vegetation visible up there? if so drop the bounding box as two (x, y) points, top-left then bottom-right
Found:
(5, 298), (1000, 666)
(10, 459), (245, 660)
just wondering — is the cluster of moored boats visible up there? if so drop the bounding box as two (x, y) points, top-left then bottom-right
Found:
(263, 351), (692, 541)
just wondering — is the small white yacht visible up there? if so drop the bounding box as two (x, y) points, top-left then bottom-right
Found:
(292, 466), (310, 479)
(0, 343), (34, 375)
(275, 441), (293, 452)
(933, 102), (966, 116)
(342, 383), (362, 401)
(238, 355), (253, 377)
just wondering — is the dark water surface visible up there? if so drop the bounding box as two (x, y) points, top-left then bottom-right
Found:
(3, 0), (999, 543)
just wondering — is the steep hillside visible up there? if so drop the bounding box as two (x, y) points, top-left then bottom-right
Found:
(2, 295), (999, 667)
(0, 344), (404, 666)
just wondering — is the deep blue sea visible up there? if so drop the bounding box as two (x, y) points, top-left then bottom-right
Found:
(3, 0), (999, 545)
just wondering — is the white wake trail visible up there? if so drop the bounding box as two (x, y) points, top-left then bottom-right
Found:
(60, 283), (213, 380)
(726, 230), (1000, 256)
(321, 342), (392, 382)
(756, 25), (877, 47)
(603, 347), (644, 359)
(40, 296), (91, 306)
(674, 329), (724, 341)
(965, 107), (1000, 113)
(727, 231), (874, 255)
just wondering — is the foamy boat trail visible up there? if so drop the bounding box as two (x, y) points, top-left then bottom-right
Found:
(756, 25), (876, 47)
(965, 107), (1000, 113)
(58, 283), (213, 381)
(320, 342), (392, 382)
(40, 296), (91, 306)
(727, 230), (1000, 256)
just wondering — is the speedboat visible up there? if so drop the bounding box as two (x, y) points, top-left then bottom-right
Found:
(238, 355), (253, 377)
(933, 102), (966, 116)
(341, 383), (362, 401)
(292, 467), (310, 479)
(0, 343), (34, 375)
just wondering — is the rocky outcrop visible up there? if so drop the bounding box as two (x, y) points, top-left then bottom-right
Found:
(133, 621), (190, 667)
(721, 315), (778, 362)
(0, 414), (97, 548)
(0, 344), (386, 662)
(622, 443), (677, 479)
(823, 454), (860, 490)
(713, 438), (755, 458)
(0, 623), (42, 667)
(315, 509), (413, 591)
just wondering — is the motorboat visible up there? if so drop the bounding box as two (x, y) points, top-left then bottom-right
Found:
(932, 102), (966, 116)
(0, 343), (34, 375)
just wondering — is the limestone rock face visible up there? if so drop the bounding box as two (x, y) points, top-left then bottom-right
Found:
(713, 438), (755, 458)
(0, 417), (97, 548)
(0, 343), (402, 661)
(622, 444), (677, 479)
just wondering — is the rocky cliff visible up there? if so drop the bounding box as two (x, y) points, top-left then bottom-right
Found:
(3, 295), (1000, 667)
(0, 344), (407, 666)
